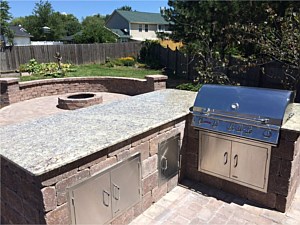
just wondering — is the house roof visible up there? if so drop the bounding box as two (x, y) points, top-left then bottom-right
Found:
(110, 29), (131, 38)
(10, 26), (33, 38)
(116, 10), (169, 25)
(60, 31), (82, 41)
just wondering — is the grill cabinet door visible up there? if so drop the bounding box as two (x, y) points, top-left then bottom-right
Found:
(199, 133), (231, 178)
(230, 142), (268, 189)
(71, 172), (112, 224)
(111, 156), (140, 217)
(158, 135), (180, 186)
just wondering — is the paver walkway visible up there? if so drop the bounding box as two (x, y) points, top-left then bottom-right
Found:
(130, 179), (300, 225)
(0, 92), (129, 126)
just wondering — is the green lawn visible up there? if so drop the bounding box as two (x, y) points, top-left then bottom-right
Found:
(20, 64), (163, 82)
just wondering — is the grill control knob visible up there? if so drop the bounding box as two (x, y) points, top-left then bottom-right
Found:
(235, 124), (242, 132)
(212, 120), (219, 128)
(263, 129), (272, 138)
(244, 126), (253, 134)
(198, 117), (203, 124)
(227, 123), (234, 131)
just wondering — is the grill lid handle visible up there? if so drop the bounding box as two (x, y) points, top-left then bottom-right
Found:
(258, 118), (270, 124)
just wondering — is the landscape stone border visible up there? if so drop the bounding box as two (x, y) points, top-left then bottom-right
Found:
(0, 75), (167, 108)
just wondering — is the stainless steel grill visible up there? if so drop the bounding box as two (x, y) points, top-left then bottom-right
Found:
(192, 85), (295, 145)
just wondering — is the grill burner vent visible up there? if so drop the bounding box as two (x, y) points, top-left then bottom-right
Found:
(192, 85), (295, 145)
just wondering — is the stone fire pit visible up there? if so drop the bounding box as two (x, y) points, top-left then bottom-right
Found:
(58, 92), (103, 110)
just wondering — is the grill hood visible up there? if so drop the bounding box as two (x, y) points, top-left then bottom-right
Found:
(192, 85), (295, 145)
(193, 85), (295, 126)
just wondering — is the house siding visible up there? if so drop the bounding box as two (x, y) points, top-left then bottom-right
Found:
(13, 37), (31, 46)
(130, 23), (158, 41)
(106, 12), (129, 31)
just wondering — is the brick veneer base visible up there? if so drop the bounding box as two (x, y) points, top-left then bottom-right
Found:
(182, 114), (300, 212)
(0, 75), (167, 108)
(1, 117), (186, 224)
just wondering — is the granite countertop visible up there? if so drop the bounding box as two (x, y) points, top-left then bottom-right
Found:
(0, 89), (196, 176)
(282, 103), (300, 132)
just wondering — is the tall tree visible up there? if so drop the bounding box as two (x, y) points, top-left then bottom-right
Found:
(74, 15), (116, 43)
(163, 1), (300, 89)
(117, 6), (132, 11)
(0, 0), (14, 45)
(20, 0), (65, 41)
(10, 17), (26, 26)
(60, 14), (81, 36)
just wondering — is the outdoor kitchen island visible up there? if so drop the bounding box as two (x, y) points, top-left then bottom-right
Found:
(1, 88), (300, 224)
(0, 89), (196, 224)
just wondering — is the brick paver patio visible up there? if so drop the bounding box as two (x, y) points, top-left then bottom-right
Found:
(130, 179), (300, 225)
(0, 92), (129, 126)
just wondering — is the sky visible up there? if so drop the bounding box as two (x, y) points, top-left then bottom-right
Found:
(8, 0), (169, 21)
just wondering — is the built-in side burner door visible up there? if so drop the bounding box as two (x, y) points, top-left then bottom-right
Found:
(199, 132), (231, 178)
(230, 141), (269, 189)
(111, 156), (141, 217)
(70, 172), (112, 225)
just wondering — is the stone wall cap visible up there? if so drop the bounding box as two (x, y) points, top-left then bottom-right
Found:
(145, 75), (168, 81)
(0, 78), (19, 84)
(19, 76), (146, 87)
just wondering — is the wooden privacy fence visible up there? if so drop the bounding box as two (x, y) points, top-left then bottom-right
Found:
(0, 42), (142, 71)
(154, 45), (299, 91)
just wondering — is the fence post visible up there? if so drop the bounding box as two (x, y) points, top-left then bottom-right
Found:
(258, 65), (264, 87)
(186, 53), (190, 80)
(175, 47), (178, 76)
(166, 45), (170, 72)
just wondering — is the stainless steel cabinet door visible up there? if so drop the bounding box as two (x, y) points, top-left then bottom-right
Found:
(71, 172), (112, 225)
(158, 135), (179, 185)
(199, 133), (231, 178)
(230, 141), (268, 189)
(111, 156), (140, 217)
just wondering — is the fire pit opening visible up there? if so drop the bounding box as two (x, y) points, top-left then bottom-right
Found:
(67, 93), (95, 99)
(58, 92), (103, 110)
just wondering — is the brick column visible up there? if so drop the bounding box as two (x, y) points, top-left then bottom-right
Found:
(145, 75), (168, 91)
(0, 78), (20, 108)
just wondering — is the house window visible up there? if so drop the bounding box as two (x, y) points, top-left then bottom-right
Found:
(139, 24), (142, 32)
(145, 24), (148, 32)
(158, 25), (165, 32)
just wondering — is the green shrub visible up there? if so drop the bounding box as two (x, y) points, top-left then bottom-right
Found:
(176, 82), (202, 92)
(119, 57), (135, 66)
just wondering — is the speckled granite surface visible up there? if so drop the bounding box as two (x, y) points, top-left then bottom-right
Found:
(282, 103), (300, 132)
(0, 89), (196, 176)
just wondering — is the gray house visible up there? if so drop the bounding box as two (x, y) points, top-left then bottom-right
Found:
(9, 25), (33, 46)
(105, 10), (170, 42)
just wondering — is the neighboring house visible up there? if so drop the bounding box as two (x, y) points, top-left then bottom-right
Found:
(60, 31), (83, 44)
(9, 25), (33, 46)
(105, 10), (170, 42)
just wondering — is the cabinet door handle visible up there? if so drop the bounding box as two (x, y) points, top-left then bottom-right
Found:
(113, 184), (120, 201)
(161, 156), (168, 172)
(233, 154), (238, 168)
(103, 190), (110, 207)
(224, 152), (228, 165)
